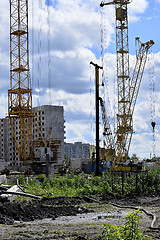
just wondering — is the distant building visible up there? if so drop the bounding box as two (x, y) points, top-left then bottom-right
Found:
(0, 105), (65, 168)
(64, 142), (90, 159)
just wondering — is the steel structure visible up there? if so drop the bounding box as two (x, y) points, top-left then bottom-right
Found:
(126, 38), (154, 154)
(8, 0), (33, 162)
(100, 1), (154, 165)
(101, 0), (131, 161)
(90, 61), (103, 176)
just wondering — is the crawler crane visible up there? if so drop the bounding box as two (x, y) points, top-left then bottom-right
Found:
(100, 1), (154, 170)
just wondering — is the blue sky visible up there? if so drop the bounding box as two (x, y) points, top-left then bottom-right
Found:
(0, 0), (160, 159)
(129, 1), (160, 54)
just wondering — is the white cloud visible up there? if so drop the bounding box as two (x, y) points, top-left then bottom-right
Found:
(128, 0), (149, 22)
(0, 95), (8, 117)
(0, 0), (160, 159)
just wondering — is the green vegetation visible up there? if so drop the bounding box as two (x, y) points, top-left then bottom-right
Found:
(16, 167), (160, 198)
(98, 210), (152, 240)
(17, 173), (112, 197)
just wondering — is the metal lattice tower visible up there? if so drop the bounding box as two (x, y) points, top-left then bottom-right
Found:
(100, 1), (154, 166)
(101, 0), (131, 161)
(8, 0), (33, 163)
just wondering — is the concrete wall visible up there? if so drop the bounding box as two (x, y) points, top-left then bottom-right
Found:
(70, 158), (82, 171)
(70, 158), (90, 172)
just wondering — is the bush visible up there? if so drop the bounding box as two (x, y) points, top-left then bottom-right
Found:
(98, 209), (152, 240)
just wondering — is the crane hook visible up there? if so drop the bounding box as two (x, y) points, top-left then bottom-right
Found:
(151, 121), (156, 131)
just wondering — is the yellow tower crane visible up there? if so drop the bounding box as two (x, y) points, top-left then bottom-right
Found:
(8, 0), (46, 165)
(8, 0), (33, 163)
(100, 1), (154, 169)
(101, 0), (131, 162)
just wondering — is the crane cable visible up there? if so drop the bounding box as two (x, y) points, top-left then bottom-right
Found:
(100, 7), (106, 148)
(47, 0), (53, 143)
(47, 0), (52, 106)
(30, 0), (34, 102)
(31, 0), (34, 93)
(100, 7), (114, 148)
(148, 50), (156, 158)
(37, 0), (42, 107)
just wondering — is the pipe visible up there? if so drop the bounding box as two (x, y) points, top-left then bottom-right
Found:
(0, 190), (41, 199)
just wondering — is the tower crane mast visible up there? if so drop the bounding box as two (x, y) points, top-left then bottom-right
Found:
(101, 0), (131, 161)
(8, 0), (33, 163)
(8, 0), (47, 165)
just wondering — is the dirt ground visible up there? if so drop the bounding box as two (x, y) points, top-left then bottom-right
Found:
(0, 194), (160, 239)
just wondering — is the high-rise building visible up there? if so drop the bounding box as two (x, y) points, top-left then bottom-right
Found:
(0, 105), (65, 167)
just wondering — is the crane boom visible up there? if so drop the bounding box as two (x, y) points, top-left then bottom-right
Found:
(123, 38), (155, 156)
(101, 38), (154, 166)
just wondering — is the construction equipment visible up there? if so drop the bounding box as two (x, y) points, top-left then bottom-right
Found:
(8, 0), (47, 165)
(90, 61), (103, 176)
(8, 0), (34, 163)
(100, 1), (154, 170)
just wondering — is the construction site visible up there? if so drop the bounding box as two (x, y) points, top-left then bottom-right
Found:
(0, 0), (160, 239)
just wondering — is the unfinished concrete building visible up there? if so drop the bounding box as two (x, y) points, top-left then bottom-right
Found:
(32, 105), (65, 165)
(0, 105), (65, 168)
